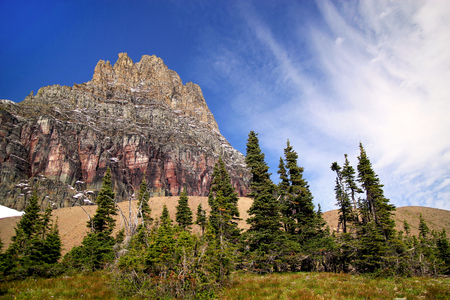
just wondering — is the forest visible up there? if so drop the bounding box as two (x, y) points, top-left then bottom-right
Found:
(1, 131), (449, 299)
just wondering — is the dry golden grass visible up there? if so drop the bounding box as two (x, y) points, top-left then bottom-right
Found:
(0, 197), (252, 255)
(1, 197), (449, 254)
(322, 206), (450, 238)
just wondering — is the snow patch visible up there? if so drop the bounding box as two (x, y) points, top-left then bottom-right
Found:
(0, 205), (24, 219)
(73, 193), (84, 199)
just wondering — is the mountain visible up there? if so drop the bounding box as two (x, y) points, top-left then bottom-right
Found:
(0, 53), (250, 211)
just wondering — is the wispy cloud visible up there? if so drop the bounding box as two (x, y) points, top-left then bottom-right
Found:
(196, 0), (450, 211)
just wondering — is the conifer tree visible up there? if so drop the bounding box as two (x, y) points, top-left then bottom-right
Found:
(277, 156), (291, 232)
(65, 168), (117, 271)
(145, 204), (176, 269)
(244, 131), (284, 260)
(160, 204), (172, 226)
(351, 143), (397, 273)
(341, 154), (360, 213)
(281, 140), (318, 241)
(331, 162), (353, 233)
(3, 191), (62, 278)
(419, 213), (430, 239)
(357, 143), (396, 240)
(195, 203), (207, 235)
(208, 157), (240, 243)
(16, 189), (41, 238)
(176, 186), (193, 230)
(437, 229), (450, 274)
(403, 219), (411, 236)
(91, 167), (117, 233)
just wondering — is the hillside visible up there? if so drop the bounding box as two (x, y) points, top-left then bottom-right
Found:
(1, 198), (449, 255)
(322, 206), (450, 238)
(0, 196), (252, 255)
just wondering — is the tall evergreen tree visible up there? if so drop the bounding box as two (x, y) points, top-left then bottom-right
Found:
(65, 168), (117, 271)
(341, 154), (360, 214)
(418, 213), (430, 239)
(349, 143), (397, 273)
(208, 157), (240, 243)
(357, 143), (396, 240)
(403, 219), (411, 236)
(281, 140), (318, 242)
(436, 229), (450, 274)
(3, 190), (62, 279)
(90, 167), (117, 233)
(175, 186), (193, 230)
(244, 131), (284, 262)
(277, 156), (291, 232)
(331, 162), (353, 233)
(195, 203), (207, 236)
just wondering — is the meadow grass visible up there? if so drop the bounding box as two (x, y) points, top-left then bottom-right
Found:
(219, 272), (450, 300)
(1, 271), (449, 299)
(0, 271), (130, 300)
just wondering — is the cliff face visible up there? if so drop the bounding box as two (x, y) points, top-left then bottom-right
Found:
(0, 53), (250, 211)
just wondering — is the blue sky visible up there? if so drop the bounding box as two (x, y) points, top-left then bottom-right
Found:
(1, 0), (449, 212)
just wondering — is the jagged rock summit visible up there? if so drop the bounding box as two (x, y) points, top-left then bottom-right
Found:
(0, 53), (250, 211)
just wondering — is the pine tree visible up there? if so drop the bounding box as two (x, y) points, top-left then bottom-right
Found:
(175, 186), (193, 230)
(331, 162), (352, 233)
(3, 191), (62, 279)
(436, 229), (450, 274)
(160, 204), (172, 226)
(357, 143), (396, 240)
(65, 168), (117, 271)
(91, 167), (117, 233)
(403, 219), (411, 236)
(341, 154), (360, 215)
(418, 213), (430, 239)
(277, 156), (291, 233)
(195, 203), (207, 235)
(282, 140), (318, 242)
(146, 204), (175, 265)
(16, 189), (41, 238)
(244, 131), (284, 266)
(40, 220), (62, 265)
(208, 157), (240, 243)
(352, 143), (396, 273)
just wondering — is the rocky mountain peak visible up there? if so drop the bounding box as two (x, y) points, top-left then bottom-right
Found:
(0, 54), (250, 211)
(88, 53), (218, 131)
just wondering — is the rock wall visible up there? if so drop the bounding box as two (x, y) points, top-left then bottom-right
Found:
(0, 53), (250, 211)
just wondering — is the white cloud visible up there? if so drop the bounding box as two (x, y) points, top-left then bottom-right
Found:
(335, 37), (345, 45)
(197, 0), (450, 211)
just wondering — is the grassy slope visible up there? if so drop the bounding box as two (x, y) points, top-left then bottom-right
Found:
(0, 197), (252, 255)
(1, 196), (449, 254)
(322, 206), (450, 238)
